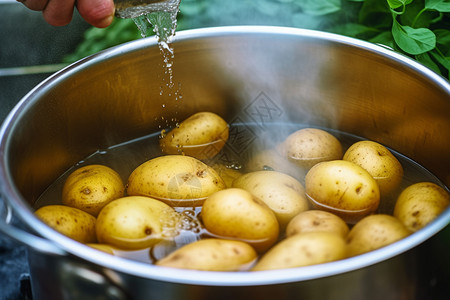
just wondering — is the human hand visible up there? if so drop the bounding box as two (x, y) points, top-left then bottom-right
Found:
(17, 0), (115, 28)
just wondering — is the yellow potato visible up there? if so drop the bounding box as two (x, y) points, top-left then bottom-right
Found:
(159, 112), (229, 160)
(305, 160), (380, 224)
(393, 182), (450, 232)
(96, 196), (179, 250)
(279, 128), (343, 170)
(86, 243), (116, 255)
(35, 205), (96, 243)
(347, 214), (411, 257)
(211, 164), (243, 188)
(127, 155), (226, 207)
(62, 164), (124, 216)
(252, 232), (347, 271)
(286, 210), (349, 239)
(246, 149), (306, 180)
(156, 239), (257, 271)
(232, 171), (309, 229)
(343, 141), (403, 197)
(201, 188), (279, 252)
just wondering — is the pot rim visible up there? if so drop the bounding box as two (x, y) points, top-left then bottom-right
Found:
(1, 25), (449, 285)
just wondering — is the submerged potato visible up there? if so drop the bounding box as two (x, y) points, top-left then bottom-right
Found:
(62, 164), (124, 216)
(393, 182), (450, 232)
(35, 205), (96, 243)
(347, 214), (411, 257)
(96, 196), (179, 250)
(201, 188), (279, 252)
(343, 141), (403, 196)
(127, 155), (226, 207)
(156, 239), (257, 271)
(279, 128), (343, 170)
(252, 232), (347, 271)
(211, 164), (243, 188)
(159, 112), (229, 160)
(286, 210), (349, 239)
(246, 149), (306, 180)
(232, 171), (309, 229)
(305, 160), (380, 224)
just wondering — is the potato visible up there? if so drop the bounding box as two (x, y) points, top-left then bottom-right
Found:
(62, 164), (124, 216)
(87, 243), (116, 255)
(156, 239), (257, 271)
(201, 188), (279, 252)
(305, 160), (380, 224)
(393, 182), (450, 232)
(246, 149), (305, 180)
(286, 210), (349, 239)
(159, 112), (229, 160)
(232, 171), (309, 229)
(278, 128), (343, 170)
(127, 155), (226, 207)
(96, 196), (179, 250)
(211, 164), (242, 188)
(347, 214), (411, 257)
(35, 205), (96, 243)
(251, 232), (347, 271)
(343, 141), (403, 197)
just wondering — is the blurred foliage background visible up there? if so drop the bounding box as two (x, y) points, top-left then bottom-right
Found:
(64, 0), (449, 79)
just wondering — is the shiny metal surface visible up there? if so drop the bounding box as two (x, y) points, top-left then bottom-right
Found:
(0, 26), (449, 299)
(114, 0), (181, 18)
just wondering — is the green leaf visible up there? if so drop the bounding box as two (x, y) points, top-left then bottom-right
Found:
(295, 0), (341, 16)
(430, 49), (450, 71)
(369, 31), (396, 49)
(415, 52), (442, 74)
(331, 23), (376, 37)
(435, 29), (450, 47)
(386, 0), (413, 9)
(392, 20), (436, 54)
(425, 0), (450, 12)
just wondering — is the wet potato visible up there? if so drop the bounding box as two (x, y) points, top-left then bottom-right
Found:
(159, 112), (229, 160)
(127, 155), (226, 207)
(286, 210), (349, 239)
(62, 164), (124, 216)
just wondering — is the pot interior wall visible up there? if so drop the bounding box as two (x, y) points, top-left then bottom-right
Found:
(3, 29), (449, 205)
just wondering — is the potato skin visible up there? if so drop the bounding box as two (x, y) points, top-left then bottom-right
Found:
(211, 164), (242, 188)
(286, 210), (349, 239)
(156, 239), (257, 271)
(246, 149), (306, 180)
(127, 155), (226, 207)
(343, 141), (403, 197)
(35, 205), (96, 243)
(251, 232), (347, 271)
(279, 128), (343, 170)
(305, 160), (380, 223)
(347, 214), (411, 257)
(232, 171), (309, 229)
(393, 182), (450, 232)
(159, 112), (229, 160)
(62, 164), (124, 216)
(96, 196), (179, 250)
(201, 188), (279, 252)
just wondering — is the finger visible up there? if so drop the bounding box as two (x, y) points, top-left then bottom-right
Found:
(42, 0), (76, 26)
(76, 0), (115, 28)
(17, 0), (48, 11)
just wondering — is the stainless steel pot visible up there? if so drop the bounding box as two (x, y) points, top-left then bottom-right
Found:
(0, 26), (449, 300)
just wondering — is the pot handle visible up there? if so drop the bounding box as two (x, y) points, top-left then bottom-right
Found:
(0, 197), (67, 256)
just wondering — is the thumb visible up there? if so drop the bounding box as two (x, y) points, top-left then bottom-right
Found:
(76, 0), (115, 28)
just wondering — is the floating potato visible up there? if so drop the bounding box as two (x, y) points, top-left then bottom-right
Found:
(62, 164), (124, 216)
(279, 128), (343, 170)
(96, 196), (179, 250)
(201, 188), (279, 252)
(286, 210), (349, 239)
(211, 163), (243, 188)
(127, 155), (226, 207)
(347, 214), (411, 257)
(252, 232), (347, 271)
(35, 205), (96, 244)
(393, 182), (450, 232)
(305, 160), (380, 224)
(156, 238), (257, 271)
(232, 170), (309, 229)
(159, 112), (229, 160)
(343, 140), (403, 197)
